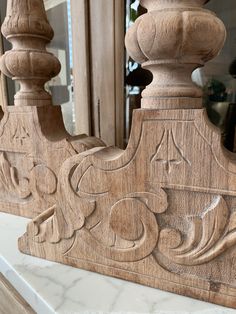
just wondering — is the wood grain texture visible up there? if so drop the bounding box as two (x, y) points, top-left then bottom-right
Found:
(0, 0), (105, 218)
(15, 0), (236, 310)
(0, 273), (35, 314)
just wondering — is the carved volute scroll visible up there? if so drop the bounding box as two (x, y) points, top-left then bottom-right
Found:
(18, 0), (236, 310)
(125, 0), (226, 109)
(0, 0), (61, 106)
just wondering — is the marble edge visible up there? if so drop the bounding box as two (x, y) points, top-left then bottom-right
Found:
(0, 254), (55, 314)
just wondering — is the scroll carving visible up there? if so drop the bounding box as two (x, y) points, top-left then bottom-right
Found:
(17, 0), (236, 310)
(27, 149), (168, 262)
(158, 196), (236, 266)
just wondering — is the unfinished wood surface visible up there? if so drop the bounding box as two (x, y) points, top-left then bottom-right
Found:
(0, 273), (35, 314)
(0, 0), (104, 218)
(18, 0), (236, 310)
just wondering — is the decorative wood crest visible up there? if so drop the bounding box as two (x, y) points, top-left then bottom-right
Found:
(0, 0), (104, 217)
(3, 0), (236, 310)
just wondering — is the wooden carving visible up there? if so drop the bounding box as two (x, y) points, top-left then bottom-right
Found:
(0, 0), (104, 217)
(18, 0), (236, 309)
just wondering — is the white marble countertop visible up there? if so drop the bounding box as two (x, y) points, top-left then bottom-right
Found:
(0, 212), (236, 314)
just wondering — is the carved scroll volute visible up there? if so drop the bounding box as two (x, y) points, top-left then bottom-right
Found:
(0, 0), (61, 106)
(125, 0), (226, 109)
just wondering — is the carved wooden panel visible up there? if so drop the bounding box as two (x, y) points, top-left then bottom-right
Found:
(7, 0), (236, 309)
(0, 0), (104, 218)
(19, 109), (236, 308)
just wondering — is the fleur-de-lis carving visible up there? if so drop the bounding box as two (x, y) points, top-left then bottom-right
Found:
(12, 123), (30, 145)
(151, 129), (191, 173)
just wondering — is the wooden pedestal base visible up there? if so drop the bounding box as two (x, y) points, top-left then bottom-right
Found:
(19, 108), (236, 309)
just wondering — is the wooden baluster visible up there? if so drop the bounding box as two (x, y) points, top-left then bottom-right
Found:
(0, 0), (61, 106)
(125, 0), (226, 109)
(19, 1), (236, 309)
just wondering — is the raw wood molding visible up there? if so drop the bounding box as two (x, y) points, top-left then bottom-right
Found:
(1, 0), (236, 309)
(0, 0), (104, 218)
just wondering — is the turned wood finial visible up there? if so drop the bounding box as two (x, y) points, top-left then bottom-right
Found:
(125, 0), (226, 109)
(0, 0), (61, 106)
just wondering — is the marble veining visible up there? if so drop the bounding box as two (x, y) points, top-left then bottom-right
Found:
(0, 213), (236, 314)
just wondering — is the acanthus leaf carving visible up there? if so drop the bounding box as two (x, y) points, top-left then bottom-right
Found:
(158, 196), (236, 266)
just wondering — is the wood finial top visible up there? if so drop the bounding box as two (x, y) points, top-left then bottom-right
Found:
(0, 0), (61, 106)
(125, 0), (226, 109)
